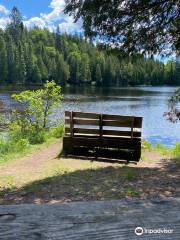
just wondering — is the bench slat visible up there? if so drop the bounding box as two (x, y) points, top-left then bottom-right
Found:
(103, 113), (142, 122)
(65, 119), (100, 126)
(65, 128), (141, 138)
(65, 119), (141, 128)
(65, 111), (99, 119)
(63, 111), (143, 162)
(63, 136), (141, 150)
(65, 128), (99, 135)
(103, 120), (141, 128)
(65, 111), (143, 128)
(103, 129), (141, 137)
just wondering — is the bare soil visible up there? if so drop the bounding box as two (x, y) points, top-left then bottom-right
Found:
(0, 140), (179, 204)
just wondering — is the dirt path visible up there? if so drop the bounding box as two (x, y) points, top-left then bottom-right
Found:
(0, 140), (62, 176)
(0, 142), (179, 204)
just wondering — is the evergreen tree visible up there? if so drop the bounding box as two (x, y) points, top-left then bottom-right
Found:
(95, 64), (102, 86)
(8, 6), (24, 41)
(6, 37), (15, 83)
(18, 42), (26, 84)
(32, 64), (41, 84)
(80, 53), (91, 83)
(0, 6), (178, 87)
(37, 56), (48, 82)
(25, 42), (34, 83)
(55, 53), (70, 85)
(0, 36), (8, 84)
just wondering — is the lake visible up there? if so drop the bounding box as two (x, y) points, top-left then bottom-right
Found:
(0, 86), (180, 146)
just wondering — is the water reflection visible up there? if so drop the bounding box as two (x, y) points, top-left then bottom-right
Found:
(0, 86), (179, 146)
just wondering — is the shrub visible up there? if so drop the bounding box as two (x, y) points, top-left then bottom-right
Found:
(0, 134), (29, 156)
(27, 130), (46, 144)
(172, 143), (180, 157)
(4, 81), (63, 144)
(51, 125), (65, 138)
(142, 140), (152, 151)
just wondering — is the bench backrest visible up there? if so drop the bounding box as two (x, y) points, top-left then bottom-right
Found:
(65, 111), (143, 139)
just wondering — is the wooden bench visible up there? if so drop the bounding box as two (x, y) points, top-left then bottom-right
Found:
(63, 111), (143, 163)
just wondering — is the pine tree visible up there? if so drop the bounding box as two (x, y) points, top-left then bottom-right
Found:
(175, 57), (180, 85)
(18, 42), (26, 84)
(0, 36), (8, 84)
(37, 56), (48, 82)
(95, 64), (102, 86)
(32, 64), (41, 84)
(6, 37), (15, 84)
(55, 26), (62, 51)
(25, 42), (34, 83)
(80, 53), (91, 83)
(55, 53), (70, 85)
(68, 51), (81, 84)
(8, 6), (24, 41)
(0, 6), (177, 87)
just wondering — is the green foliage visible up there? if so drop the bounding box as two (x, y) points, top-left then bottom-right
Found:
(172, 143), (180, 157)
(119, 167), (138, 180)
(50, 125), (65, 138)
(26, 129), (46, 144)
(0, 7), (179, 87)
(64, 1), (179, 54)
(126, 187), (139, 197)
(154, 143), (170, 156)
(142, 140), (152, 151)
(164, 88), (180, 122)
(0, 36), (8, 83)
(142, 141), (180, 158)
(7, 81), (63, 144)
(0, 134), (29, 156)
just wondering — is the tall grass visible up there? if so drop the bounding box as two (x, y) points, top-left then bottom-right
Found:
(172, 143), (180, 157)
(0, 125), (64, 164)
(143, 140), (180, 158)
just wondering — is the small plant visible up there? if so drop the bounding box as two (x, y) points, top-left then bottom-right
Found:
(126, 187), (139, 197)
(119, 167), (138, 180)
(172, 143), (180, 157)
(142, 140), (152, 151)
(51, 125), (65, 138)
(7, 80), (63, 144)
(154, 143), (170, 156)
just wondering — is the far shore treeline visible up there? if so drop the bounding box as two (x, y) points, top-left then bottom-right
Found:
(0, 7), (180, 87)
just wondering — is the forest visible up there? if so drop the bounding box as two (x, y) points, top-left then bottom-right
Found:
(0, 7), (180, 87)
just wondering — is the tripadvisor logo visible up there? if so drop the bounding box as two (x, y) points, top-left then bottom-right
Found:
(135, 227), (173, 236)
(135, 227), (143, 236)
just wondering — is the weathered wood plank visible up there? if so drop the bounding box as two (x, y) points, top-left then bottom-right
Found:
(103, 114), (142, 127)
(65, 111), (100, 119)
(63, 136), (141, 150)
(0, 199), (179, 240)
(65, 127), (99, 135)
(65, 119), (141, 128)
(103, 129), (141, 138)
(65, 118), (100, 126)
(65, 128), (141, 138)
(102, 120), (140, 128)
(65, 112), (143, 128)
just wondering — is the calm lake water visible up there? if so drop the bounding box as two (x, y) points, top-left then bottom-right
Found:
(0, 86), (180, 146)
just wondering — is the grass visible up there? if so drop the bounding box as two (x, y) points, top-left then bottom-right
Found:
(0, 125), (64, 165)
(142, 140), (180, 159)
(0, 137), (60, 166)
(0, 138), (180, 204)
(1, 162), (142, 200)
(126, 187), (140, 197)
